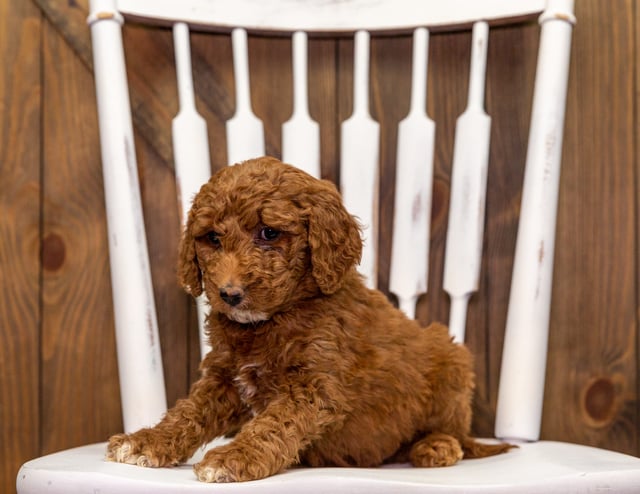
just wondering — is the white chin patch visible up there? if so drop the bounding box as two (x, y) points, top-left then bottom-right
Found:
(228, 309), (269, 324)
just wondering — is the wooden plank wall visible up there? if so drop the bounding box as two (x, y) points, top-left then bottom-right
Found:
(1, 1), (42, 491)
(1, 0), (638, 492)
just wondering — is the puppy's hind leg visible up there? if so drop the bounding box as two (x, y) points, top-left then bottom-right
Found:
(409, 432), (464, 467)
(408, 432), (515, 468)
(409, 432), (515, 468)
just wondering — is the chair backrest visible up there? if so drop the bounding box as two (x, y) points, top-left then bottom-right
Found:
(88, 0), (575, 444)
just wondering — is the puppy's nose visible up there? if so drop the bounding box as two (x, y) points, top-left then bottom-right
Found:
(219, 286), (244, 307)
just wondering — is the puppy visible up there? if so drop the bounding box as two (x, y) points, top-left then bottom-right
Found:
(106, 156), (512, 482)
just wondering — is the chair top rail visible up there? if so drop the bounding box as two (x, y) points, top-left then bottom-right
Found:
(105, 0), (546, 34)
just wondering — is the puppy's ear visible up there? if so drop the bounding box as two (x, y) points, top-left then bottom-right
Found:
(308, 182), (363, 294)
(177, 214), (203, 297)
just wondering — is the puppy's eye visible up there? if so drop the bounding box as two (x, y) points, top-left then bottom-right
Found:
(204, 231), (221, 247)
(259, 227), (280, 242)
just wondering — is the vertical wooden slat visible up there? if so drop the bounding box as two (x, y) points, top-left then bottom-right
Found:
(418, 31), (470, 325)
(40, 20), (122, 451)
(482, 21), (538, 437)
(0, 1), (42, 491)
(635, 0), (640, 458)
(369, 34), (413, 299)
(244, 35), (291, 159)
(308, 37), (340, 180)
(544, 0), (637, 454)
(136, 138), (193, 404)
(189, 30), (235, 174)
(347, 32), (415, 299)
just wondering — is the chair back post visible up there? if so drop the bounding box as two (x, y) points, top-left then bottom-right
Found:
(495, 0), (576, 442)
(88, 0), (167, 432)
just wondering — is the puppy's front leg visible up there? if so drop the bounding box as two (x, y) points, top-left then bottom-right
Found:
(106, 370), (246, 468)
(195, 389), (338, 482)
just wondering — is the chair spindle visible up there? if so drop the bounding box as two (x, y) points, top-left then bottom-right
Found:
(443, 21), (491, 343)
(282, 31), (321, 178)
(172, 22), (212, 359)
(389, 27), (434, 319)
(227, 27), (265, 165)
(340, 30), (380, 288)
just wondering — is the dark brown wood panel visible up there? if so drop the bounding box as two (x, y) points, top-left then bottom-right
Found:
(544, 0), (638, 454)
(308, 38), (341, 179)
(370, 34), (413, 295)
(482, 23), (539, 434)
(420, 30), (470, 324)
(248, 35), (294, 158)
(35, 0), (92, 65)
(40, 20), (122, 453)
(482, 21), (538, 435)
(0, 2), (42, 493)
(636, 0), (640, 457)
(137, 132), (194, 407)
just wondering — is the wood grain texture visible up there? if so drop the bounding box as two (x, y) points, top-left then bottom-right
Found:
(35, 0), (178, 165)
(34, 0), (92, 65)
(419, 30), (469, 324)
(3, 1), (640, 491)
(0, 1), (42, 493)
(40, 20), (122, 453)
(370, 34), (412, 295)
(636, 0), (640, 457)
(137, 130), (193, 407)
(307, 38), (340, 180)
(543, 0), (637, 454)
(482, 21), (538, 436)
(120, 24), (194, 404)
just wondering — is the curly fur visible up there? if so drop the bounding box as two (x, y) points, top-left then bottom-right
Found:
(106, 156), (513, 482)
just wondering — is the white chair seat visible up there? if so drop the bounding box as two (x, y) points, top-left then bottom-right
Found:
(17, 439), (640, 493)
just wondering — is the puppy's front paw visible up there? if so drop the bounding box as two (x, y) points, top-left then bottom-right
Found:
(106, 432), (179, 468)
(194, 444), (277, 483)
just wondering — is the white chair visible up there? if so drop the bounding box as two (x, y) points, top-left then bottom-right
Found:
(17, 0), (640, 492)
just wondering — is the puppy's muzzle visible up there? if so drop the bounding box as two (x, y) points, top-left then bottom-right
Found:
(219, 285), (245, 307)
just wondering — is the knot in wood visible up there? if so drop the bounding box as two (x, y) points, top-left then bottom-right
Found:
(583, 376), (617, 427)
(42, 232), (66, 272)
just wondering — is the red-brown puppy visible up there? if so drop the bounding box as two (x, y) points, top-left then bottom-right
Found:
(106, 156), (511, 482)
